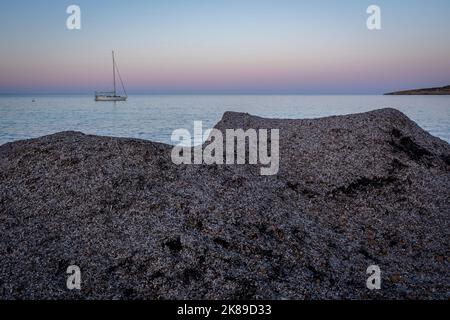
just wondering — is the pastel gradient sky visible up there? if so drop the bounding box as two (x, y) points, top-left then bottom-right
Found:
(0, 0), (449, 94)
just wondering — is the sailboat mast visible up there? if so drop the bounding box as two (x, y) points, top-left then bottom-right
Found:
(112, 51), (116, 96)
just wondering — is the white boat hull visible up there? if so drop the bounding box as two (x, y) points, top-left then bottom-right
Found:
(95, 95), (127, 101)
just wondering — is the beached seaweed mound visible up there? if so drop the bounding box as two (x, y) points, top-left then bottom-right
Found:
(0, 108), (449, 299)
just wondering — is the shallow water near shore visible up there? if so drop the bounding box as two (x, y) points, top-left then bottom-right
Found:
(0, 94), (449, 145)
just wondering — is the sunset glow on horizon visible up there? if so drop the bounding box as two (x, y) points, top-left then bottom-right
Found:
(1, 0), (450, 94)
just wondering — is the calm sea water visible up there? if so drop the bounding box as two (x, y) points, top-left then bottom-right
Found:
(0, 95), (449, 146)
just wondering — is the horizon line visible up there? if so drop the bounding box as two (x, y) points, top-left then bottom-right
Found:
(0, 92), (386, 96)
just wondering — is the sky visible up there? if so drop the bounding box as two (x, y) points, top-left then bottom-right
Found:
(0, 0), (449, 94)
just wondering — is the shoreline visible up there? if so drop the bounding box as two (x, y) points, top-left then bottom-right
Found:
(1, 108), (449, 299)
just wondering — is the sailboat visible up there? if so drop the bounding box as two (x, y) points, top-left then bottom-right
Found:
(95, 51), (128, 101)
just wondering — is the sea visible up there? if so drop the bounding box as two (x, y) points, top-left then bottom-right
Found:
(0, 95), (449, 146)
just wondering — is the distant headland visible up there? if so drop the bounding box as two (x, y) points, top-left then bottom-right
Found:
(385, 85), (450, 95)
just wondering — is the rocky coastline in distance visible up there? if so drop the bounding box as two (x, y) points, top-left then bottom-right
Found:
(385, 85), (450, 95)
(0, 108), (449, 299)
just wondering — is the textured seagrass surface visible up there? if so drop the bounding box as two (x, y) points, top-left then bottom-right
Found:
(0, 108), (449, 299)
